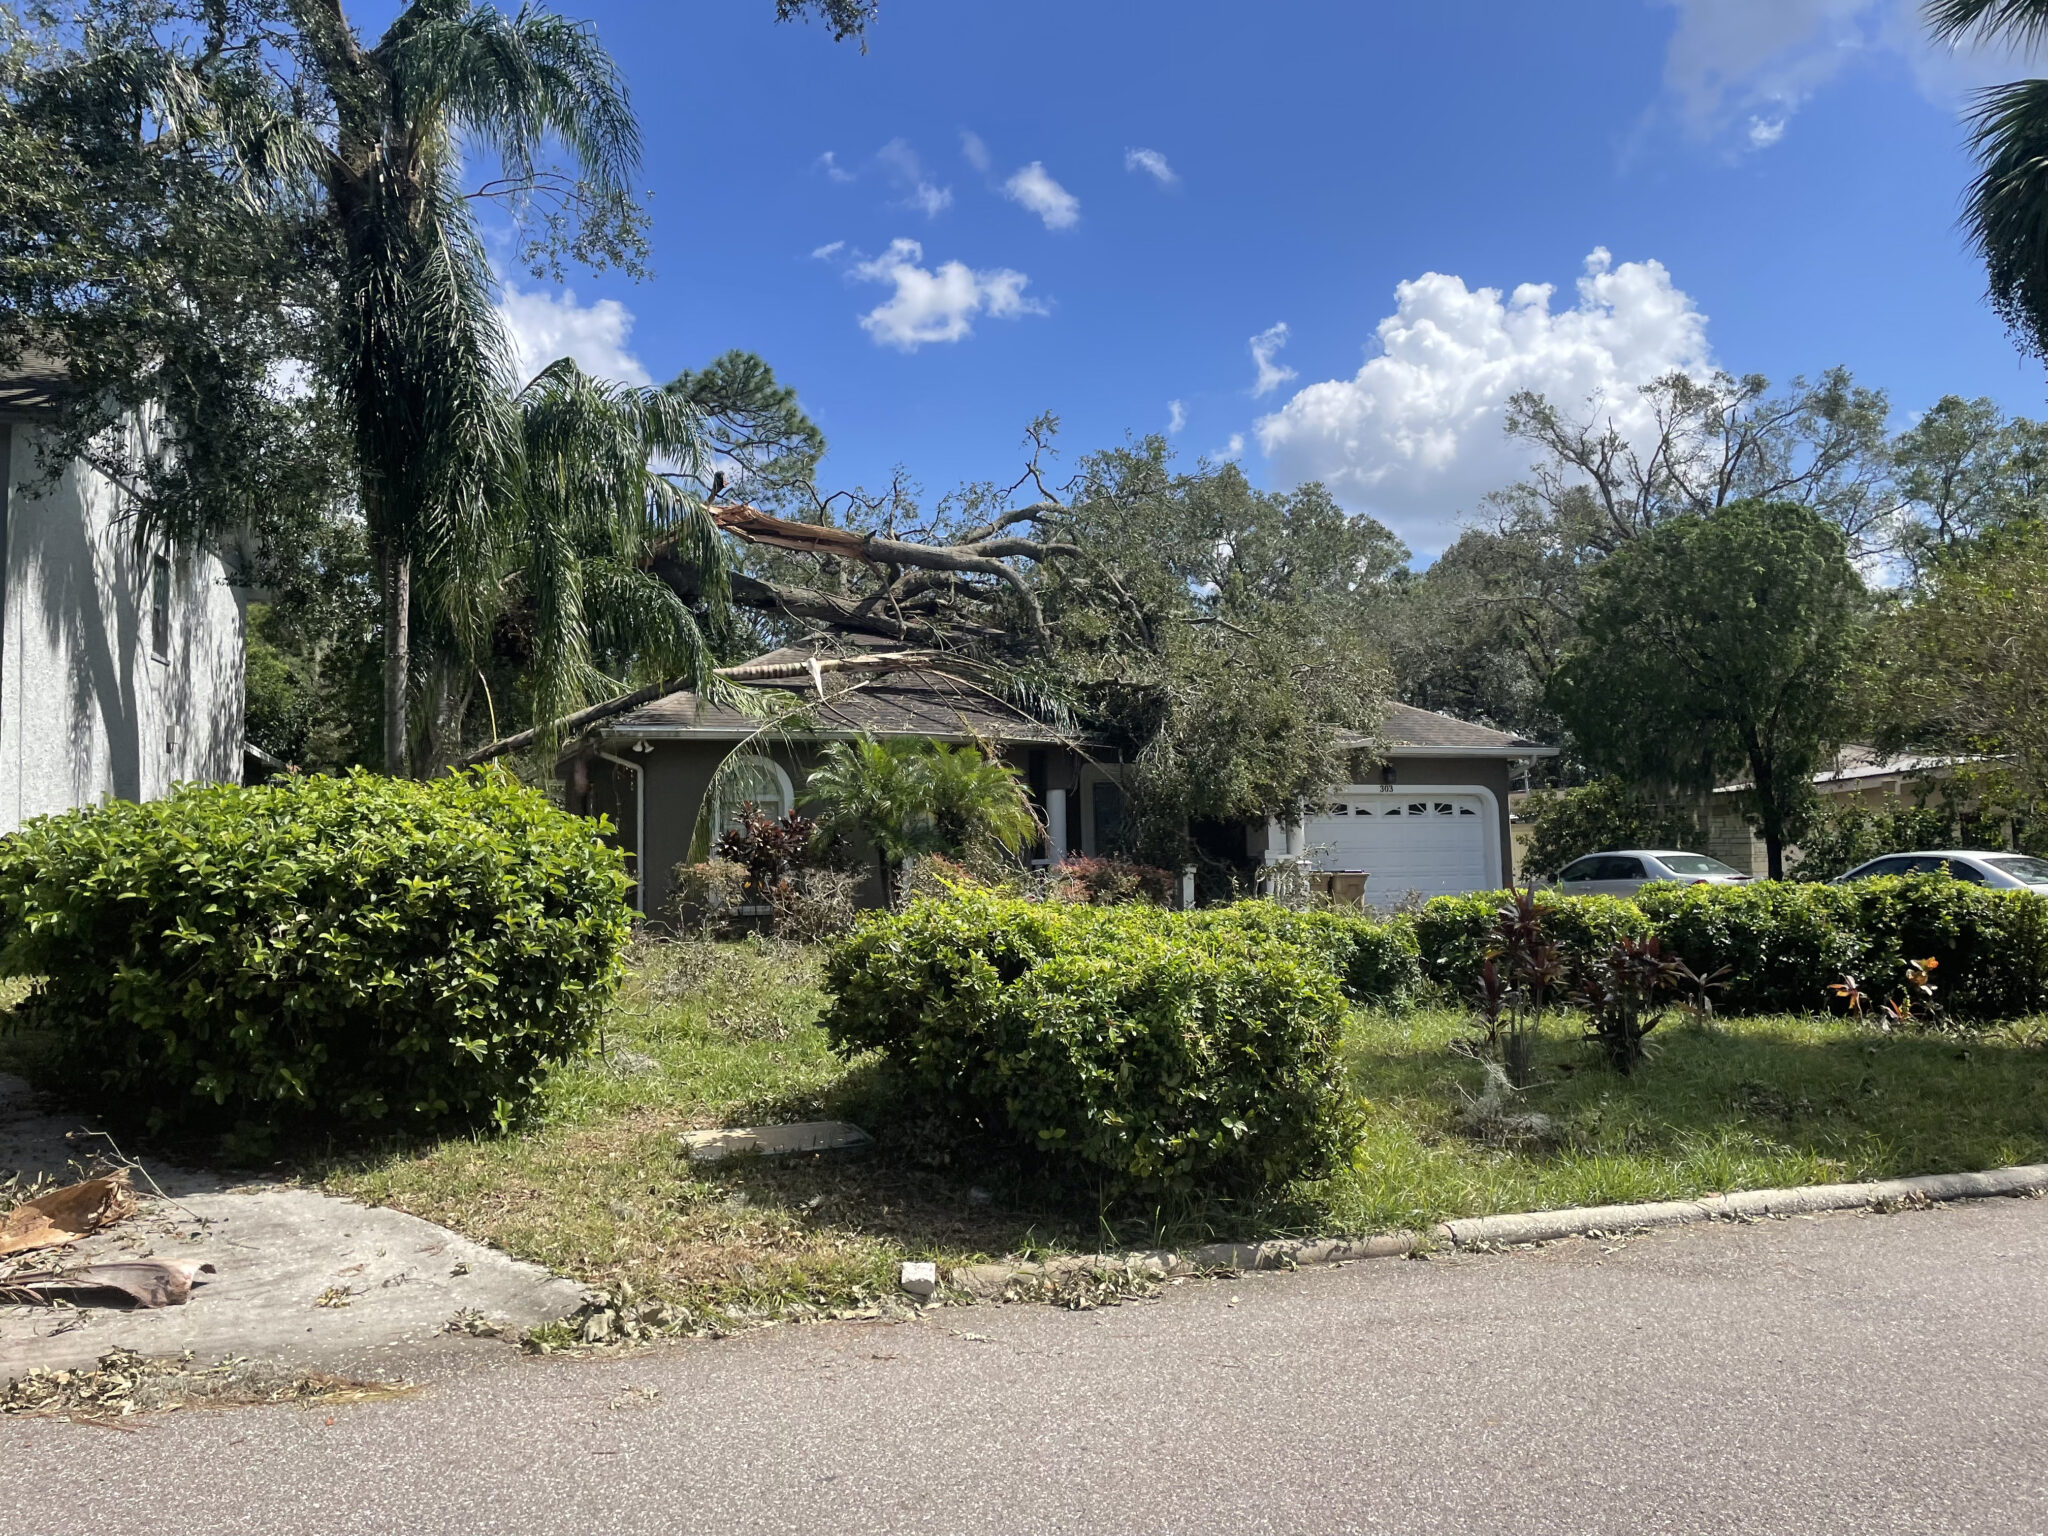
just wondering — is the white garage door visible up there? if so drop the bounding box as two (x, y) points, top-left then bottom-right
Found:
(1300, 793), (1494, 902)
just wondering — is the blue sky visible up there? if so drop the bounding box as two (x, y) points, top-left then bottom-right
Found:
(478, 0), (2048, 559)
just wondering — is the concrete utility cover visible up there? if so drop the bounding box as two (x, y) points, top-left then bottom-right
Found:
(680, 1121), (873, 1162)
(0, 1075), (587, 1375)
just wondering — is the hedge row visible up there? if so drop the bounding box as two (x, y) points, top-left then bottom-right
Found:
(1416, 878), (2048, 1020)
(822, 895), (1360, 1195)
(0, 771), (631, 1144)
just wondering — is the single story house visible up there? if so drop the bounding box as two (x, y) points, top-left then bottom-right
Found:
(1258, 704), (1557, 903)
(1707, 746), (1986, 875)
(568, 642), (1555, 916)
(0, 356), (245, 833)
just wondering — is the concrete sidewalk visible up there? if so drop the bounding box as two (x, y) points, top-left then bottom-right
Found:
(5, 1193), (2044, 1535)
(0, 1074), (585, 1374)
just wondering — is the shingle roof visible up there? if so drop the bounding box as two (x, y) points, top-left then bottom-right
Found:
(606, 650), (1071, 746)
(0, 351), (69, 415)
(1361, 702), (1552, 755)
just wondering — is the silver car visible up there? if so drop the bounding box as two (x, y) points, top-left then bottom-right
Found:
(1553, 849), (1752, 897)
(1833, 850), (2048, 892)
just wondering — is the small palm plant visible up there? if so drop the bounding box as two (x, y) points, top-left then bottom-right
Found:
(803, 736), (1037, 901)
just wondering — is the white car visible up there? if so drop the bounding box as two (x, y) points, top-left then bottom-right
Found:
(1833, 850), (2048, 892)
(1553, 850), (1753, 897)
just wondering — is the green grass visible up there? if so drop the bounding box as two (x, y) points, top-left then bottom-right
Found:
(7, 938), (2046, 1329)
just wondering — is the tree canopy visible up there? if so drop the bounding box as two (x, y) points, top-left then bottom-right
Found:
(1549, 499), (1868, 877)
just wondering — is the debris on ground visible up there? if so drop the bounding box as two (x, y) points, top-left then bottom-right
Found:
(680, 1121), (874, 1163)
(0, 1170), (137, 1259)
(0, 1348), (412, 1421)
(898, 1261), (939, 1299)
(0, 1259), (213, 1309)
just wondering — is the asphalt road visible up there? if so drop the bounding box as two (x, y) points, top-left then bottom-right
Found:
(7, 1198), (2048, 1536)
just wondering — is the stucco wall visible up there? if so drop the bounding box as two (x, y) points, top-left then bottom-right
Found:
(0, 422), (245, 834)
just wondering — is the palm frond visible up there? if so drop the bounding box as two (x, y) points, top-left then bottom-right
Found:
(1961, 76), (2048, 356)
(1926, 0), (2048, 50)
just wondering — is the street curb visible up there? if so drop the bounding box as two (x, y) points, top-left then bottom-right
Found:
(940, 1163), (2048, 1298)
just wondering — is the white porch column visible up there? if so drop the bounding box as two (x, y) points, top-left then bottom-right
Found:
(1045, 787), (1068, 860)
(1180, 865), (1196, 910)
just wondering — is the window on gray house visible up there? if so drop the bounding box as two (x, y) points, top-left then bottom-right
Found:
(150, 555), (170, 660)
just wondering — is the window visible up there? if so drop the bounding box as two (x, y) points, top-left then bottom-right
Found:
(1607, 856), (1647, 880)
(1091, 780), (1125, 853)
(1851, 856), (1915, 879)
(1433, 802), (1454, 816)
(1656, 854), (1740, 878)
(1907, 856), (1988, 885)
(712, 754), (793, 832)
(1407, 802), (1427, 816)
(1559, 859), (1599, 884)
(1988, 855), (2048, 886)
(149, 555), (171, 661)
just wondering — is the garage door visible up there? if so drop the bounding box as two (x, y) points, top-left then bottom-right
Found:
(1299, 793), (1493, 902)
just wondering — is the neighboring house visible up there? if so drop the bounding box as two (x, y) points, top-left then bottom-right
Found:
(1259, 704), (1557, 904)
(0, 357), (245, 834)
(568, 640), (1551, 916)
(1707, 746), (1983, 875)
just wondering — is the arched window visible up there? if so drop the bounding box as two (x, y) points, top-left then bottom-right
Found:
(713, 753), (795, 833)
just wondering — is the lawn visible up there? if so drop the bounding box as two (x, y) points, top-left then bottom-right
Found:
(309, 935), (2048, 1328)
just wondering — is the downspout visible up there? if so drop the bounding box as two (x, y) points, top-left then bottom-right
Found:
(597, 750), (646, 915)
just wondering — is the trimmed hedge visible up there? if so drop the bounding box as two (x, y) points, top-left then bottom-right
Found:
(1414, 879), (2048, 1020)
(821, 893), (1356, 1194)
(1414, 890), (1653, 1002)
(0, 770), (631, 1141)
(1188, 902), (1420, 1009)
(1635, 876), (2048, 1020)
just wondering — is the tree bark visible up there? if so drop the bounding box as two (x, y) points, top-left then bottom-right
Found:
(1747, 736), (1785, 880)
(380, 550), (411, 777)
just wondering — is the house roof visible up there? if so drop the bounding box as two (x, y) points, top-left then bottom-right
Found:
(0, 351), (69, 416)
(601, 642), (1550, 759)
(1351, 703), (1558, 759)
(603, 641), (1073, 747)
(1715, 744), (1987, 795)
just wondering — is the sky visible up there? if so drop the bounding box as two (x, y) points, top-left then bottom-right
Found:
(459, 0), (2048, 561)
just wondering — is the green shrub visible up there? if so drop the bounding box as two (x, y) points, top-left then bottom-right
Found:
(1188, 902), (1420, 1008)
(821, 893), (1355, 1194)
(1790, 798), (1954, 883)
(1414, 889), (1653, 1001)
(0, 770), (631, 1142)
(1637, 876), (2048, 1019)
(1632, 880), (1863, 1013)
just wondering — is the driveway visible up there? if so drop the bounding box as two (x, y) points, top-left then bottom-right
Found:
(5, 1194), (2045, 1535)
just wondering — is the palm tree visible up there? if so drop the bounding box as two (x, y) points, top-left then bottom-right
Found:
(289, 0), (641, 774)
(922, 742), (1039, 855)
(468, 358), (727, 761)
(803, 736), (1038, 897)
(1929, 1), (2048, 357)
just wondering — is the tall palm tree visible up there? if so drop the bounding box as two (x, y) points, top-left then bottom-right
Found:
(290, 0), (640, 774)
(463, 358), (727, 762)
(1929, 1), (2048, 358)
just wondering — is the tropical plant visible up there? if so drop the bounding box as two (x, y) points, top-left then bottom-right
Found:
(803, 736), (1036, 896)
(715, 806), (820, 906)
(1471, 887), (1565, 1088)
(1929, 0), (2048, 360)
(1575, 935), (1682, 1075)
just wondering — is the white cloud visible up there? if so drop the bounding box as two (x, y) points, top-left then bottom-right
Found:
(1254, 249), (1712, 551)
(877, 138), (952, 219)
(1167, 399), (1187, 434)
(1125, 147), (1178, 185)
(1747, 114), (1789, 147)
(1659, 0), (2048, 149)
(961, 130), (991, 172)
(811, 240), (846, 260)
(816, 150), (856, 184)
(497, 283), (651, 387)
(1218, 433), (1245, 460)
(849, 238), (1047, 351)
(1003, 162), (1081, 230)
(1249, 322), (1296, 397)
